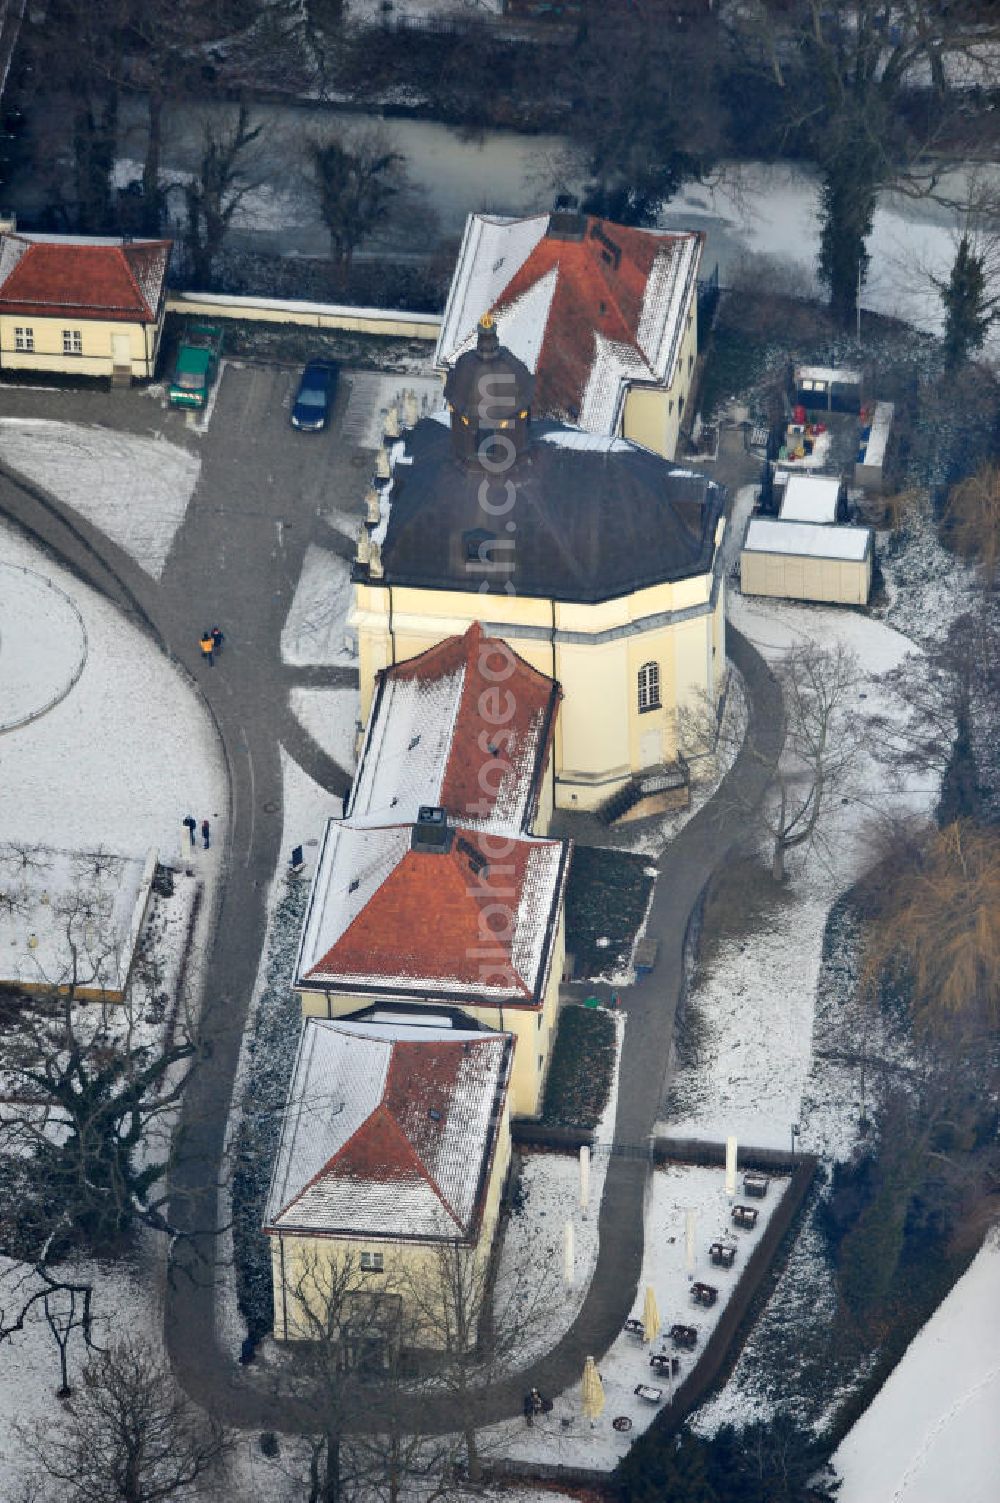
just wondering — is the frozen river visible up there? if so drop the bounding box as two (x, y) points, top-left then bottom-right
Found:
(17, 91), (1000, 338)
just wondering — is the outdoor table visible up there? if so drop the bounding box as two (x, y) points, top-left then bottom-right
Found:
(743, 1171), (770, 1198)
(623, 1317), (645, 1338)
(612, 1415), (633, 1432)
(691, 1282), (719, 1307)
(710, 1241), (738, 1268)
(650, 1353), (680, 1376)
(669, 1323), (698, 1349)
(634, 1383), (663, 1404)
(732, 1203), (759, 1229)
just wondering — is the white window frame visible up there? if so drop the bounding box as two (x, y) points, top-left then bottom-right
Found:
(638, 661), (661, 714)
(62, 329), (83, 356)
(14, 326), (34, 352)
(360, 1251), (384, 1273)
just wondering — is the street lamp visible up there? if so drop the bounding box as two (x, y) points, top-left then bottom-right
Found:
(790, 1123), (800, 1158)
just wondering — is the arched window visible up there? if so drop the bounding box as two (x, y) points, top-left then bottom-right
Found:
(638, 661), (661, 713)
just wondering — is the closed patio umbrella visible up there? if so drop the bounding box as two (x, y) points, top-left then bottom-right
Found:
(642, 1284), (661, 1344)
(581, 1354), (605, 1424)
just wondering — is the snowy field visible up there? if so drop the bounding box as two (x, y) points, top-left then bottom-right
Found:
(0, 522), (224, 860)
(832, 1237), (1000, 1503)
(0, 419), (200, 578)
(280, 544), (356, 666)
(658, 591), (935, 1158)
(0, 562), (87, 729)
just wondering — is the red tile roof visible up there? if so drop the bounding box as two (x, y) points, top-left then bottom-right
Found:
(306, 826), (543, 998)
(495, 220), (659, 420)
(264, 1020), (512, 1240)
(0, 236), (171, 321)
(386, 622), (560, 827)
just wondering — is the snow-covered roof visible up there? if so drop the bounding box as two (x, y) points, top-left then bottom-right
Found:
(859, 400), (894, 470)
(795, 365), (862, 388)
(536, 427), (633, 454)
(350, 624), (559, 833)
(778, 474), (841, 524)
(264, 1017), (511, 1241)
(743, 517), (872, 562)
(295, 817), (569, 1005)
(436, 213), (702, 434)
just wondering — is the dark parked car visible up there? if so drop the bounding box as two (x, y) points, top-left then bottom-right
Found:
(291, 361), (338, 431)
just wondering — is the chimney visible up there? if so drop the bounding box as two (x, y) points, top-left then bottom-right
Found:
(411, 806), (452, 853)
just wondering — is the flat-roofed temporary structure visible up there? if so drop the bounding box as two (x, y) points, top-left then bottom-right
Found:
(793, 364), (862, 414)
(778, 474), (844, 525)
(855, 401), (894, 493)
(740, 517), (873, 605)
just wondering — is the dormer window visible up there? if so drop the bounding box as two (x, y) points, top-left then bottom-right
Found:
(464, 528), (496, 564)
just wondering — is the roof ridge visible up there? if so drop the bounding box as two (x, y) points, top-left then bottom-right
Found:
(118, 243), (154, 321)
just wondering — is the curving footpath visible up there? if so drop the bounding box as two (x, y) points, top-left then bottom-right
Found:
(0, 444), (783, 1436)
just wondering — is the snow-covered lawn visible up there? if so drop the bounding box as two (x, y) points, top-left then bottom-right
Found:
(832, 1236), (1000, 1503)
(0, 522), (224, 860)
(0, 419), (200, 578)
(658, 591), (935, 1157)
(289, 686), (359, 775)
(493, 1013), (623, 1365)
(0, 562), (88, 730)
(280, 544), (356, 666)
(490, 1161), (789, 1471)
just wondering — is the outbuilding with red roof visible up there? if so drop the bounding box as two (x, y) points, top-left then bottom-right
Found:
(0, 224), (171, 383)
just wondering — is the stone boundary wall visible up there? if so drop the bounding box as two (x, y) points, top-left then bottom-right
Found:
(165, 291), (441, 341)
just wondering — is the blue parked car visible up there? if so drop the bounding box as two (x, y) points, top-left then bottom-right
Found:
(291, 361), (338, 431)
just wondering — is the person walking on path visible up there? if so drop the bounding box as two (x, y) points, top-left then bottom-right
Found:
(201, 818), (211, 851)
(199, 630), (214, 666)
(211, 625), (225, 657)
(183, 815), (197, 848)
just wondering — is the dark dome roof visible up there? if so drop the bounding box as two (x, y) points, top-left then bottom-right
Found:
(443, 312), (534, 423)
(378, 418), (725, 605)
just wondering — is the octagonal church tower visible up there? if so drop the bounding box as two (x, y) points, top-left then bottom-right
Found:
(353, 316), (727, 814)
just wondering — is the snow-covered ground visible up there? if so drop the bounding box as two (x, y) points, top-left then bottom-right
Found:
(0, 419), (200, 578)
(658, 592), (935, 1158)
(493, 1013), (623, 1365)
(289, 686), (359, 775)
(280, 544), (356, 666)
(489, 1161), (789, 1470)
(663, 160), (1000, 352)
(0, 561), (87, 729)
(0, 521), (224, 861)
(832, 1236), (1000, 1503)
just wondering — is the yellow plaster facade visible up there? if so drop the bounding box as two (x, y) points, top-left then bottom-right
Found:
(269, 1097), (511, 1347)
(0, 313), (164, 381)
(621, 302), (699, 460)
(352, 518), (726, 813)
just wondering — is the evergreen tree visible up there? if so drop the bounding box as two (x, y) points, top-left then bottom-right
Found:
(940, 235), (993, 370)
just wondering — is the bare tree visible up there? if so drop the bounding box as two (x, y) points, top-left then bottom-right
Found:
(306, 127), (408, 289)
(867, 609), (1000, 821)
(16, 1337), (230, 1503)
(0, 866), (206, 1365)
(276, 1247), (466, 1503)
(181, 102), (264, 288)
(689, 641), (861, 882)
(396, 1234), (558, 1483)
